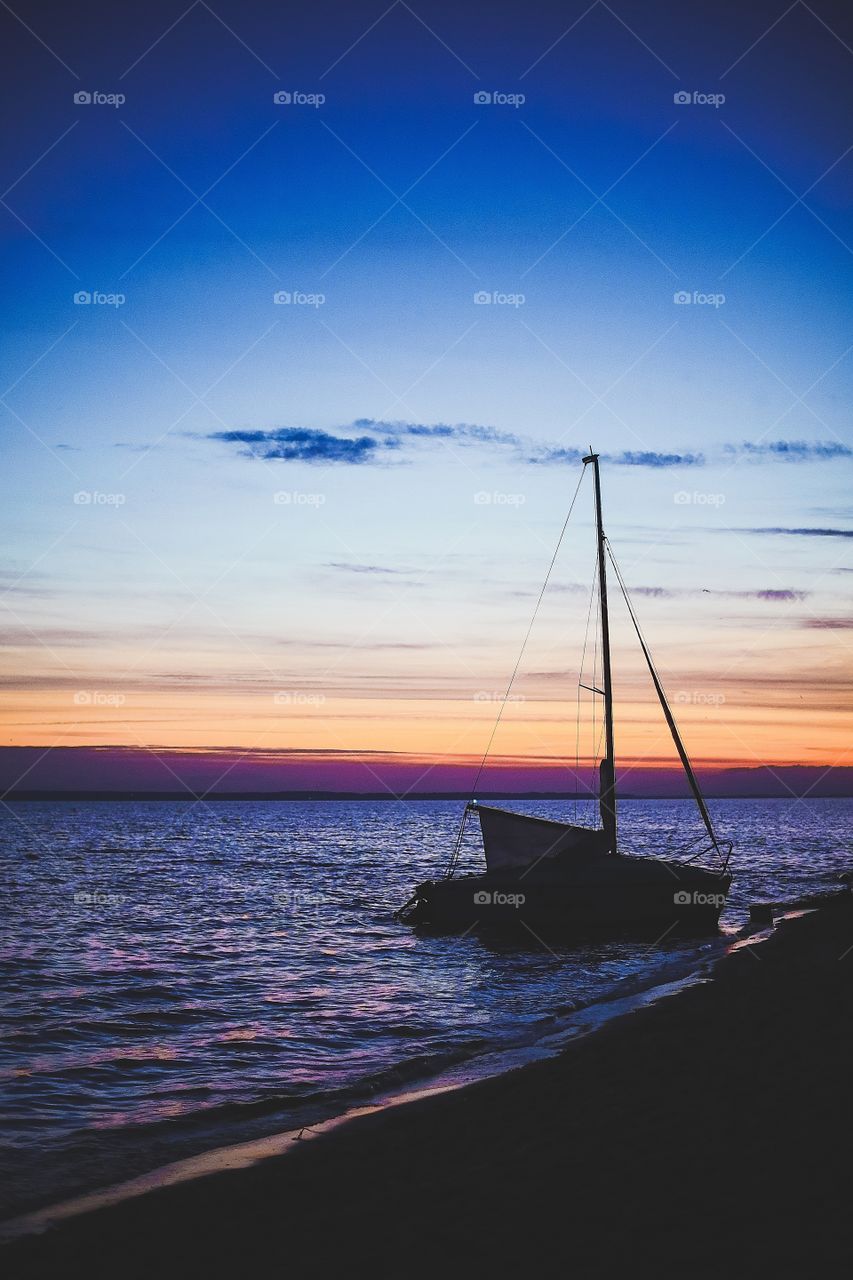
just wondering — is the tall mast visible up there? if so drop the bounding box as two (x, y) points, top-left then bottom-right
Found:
(583, 451), (617, 854)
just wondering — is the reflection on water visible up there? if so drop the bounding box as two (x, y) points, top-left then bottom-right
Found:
(1, 797), (851, 1218)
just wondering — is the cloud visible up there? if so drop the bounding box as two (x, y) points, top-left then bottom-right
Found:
(208, 420), (522, 465)
(750, 589), (806, 601)
(327, 562), (409, 575)
(208, 420), (709, 470)
(742, 527), (853, 538)
(629, 585), (807, 602)
(728, 440), (853, 461)
(527, 446), (584, 465)
(528, 447), (704, 468)
(206, 420), (851, 472)
(210, 427), (389, 464)
(608, 450), (704, 467)
(355, 418), (522, 447)
(802, 617), (853, 628)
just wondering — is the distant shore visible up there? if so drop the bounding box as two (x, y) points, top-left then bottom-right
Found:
(5, 893), (852, 1277)
(5, 789), (853, 800)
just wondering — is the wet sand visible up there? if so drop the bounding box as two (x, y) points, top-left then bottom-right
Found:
(5, 895), (853, 1278)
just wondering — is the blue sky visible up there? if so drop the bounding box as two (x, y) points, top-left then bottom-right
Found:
(1, 0), (852, 785)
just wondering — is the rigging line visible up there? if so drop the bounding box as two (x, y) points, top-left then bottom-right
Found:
(445, 465), (587, 880)
(605, 540), (728, 869)
(467, 465), (587, 801)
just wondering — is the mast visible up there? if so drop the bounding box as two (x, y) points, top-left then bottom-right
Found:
(583, 451), (617, 854)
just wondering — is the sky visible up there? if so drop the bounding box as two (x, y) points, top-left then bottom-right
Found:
(1, 0), (852, 794)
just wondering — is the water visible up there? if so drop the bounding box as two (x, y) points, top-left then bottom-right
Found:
(1, 797), (851, 1219)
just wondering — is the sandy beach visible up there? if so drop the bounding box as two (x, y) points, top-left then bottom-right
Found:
(4, 894), (852, 1278)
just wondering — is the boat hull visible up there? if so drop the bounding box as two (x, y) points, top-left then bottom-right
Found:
(405, 857), (731, 936)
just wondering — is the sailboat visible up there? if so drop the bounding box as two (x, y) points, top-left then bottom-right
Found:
(397, 451), (732, 935)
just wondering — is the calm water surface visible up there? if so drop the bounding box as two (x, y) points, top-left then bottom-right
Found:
(2, 797), (851, 1218)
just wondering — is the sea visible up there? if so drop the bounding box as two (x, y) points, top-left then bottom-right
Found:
(2, 796), (851, 1221)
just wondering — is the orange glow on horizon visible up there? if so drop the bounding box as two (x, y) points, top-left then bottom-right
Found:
(2, 687), (851, 771)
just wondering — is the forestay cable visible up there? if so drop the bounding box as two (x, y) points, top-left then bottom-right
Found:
(444, 467), (588, 878)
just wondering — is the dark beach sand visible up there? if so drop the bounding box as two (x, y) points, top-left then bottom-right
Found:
(6, 897), (853, 1278)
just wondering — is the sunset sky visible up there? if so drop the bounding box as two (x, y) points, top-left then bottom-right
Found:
(1, 0), (851, 794)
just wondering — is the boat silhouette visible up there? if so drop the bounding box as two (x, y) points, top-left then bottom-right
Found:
(398, 451), (732, 936)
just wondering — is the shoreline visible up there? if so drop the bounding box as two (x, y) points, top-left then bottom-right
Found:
(0, 923), (757, 1242)
(5, 892), (852, 1275)
(1, 919), (752, 1236)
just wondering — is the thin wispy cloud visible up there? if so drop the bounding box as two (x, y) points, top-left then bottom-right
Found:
(631, 586), (808, 601)
(526, 446), (704, 468)
(355, 418), (522, 446)
(727, 440), (853, 461)
(742, 527), (853, 539)
(610, 450), (704, 468)
(327, 562), (410, 575)
(206, 422), (853, 472)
